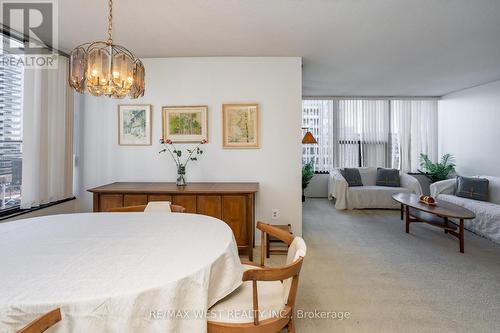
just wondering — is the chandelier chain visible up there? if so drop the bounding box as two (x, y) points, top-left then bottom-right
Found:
(69, 0), (145, 98)
(107, 0), (113, 44)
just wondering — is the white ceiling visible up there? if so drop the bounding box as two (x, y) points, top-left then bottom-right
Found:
(56, 0), (500, 96)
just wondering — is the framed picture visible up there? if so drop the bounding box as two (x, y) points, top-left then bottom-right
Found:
(118, 104), (152, 146)
(222, 103), (259, 149)
(162, 106), (208, 143)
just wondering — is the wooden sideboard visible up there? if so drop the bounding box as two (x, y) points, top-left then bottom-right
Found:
(87, 182), (259, 260)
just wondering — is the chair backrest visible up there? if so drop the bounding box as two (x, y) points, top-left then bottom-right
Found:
(257, 221), (294, 266)
(244, 223), (306, 326)
(17, 308), (61, 333)
(256, 222), (307, 304)
(144, 201), (172, 212)
(108, 204), (186, 213)
(170, 204), (186, 213)
(283, 237), (307, 304)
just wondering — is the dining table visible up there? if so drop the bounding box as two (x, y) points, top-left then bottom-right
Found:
(0, 212), (243, 332)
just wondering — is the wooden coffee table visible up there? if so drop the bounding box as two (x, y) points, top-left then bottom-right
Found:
(392, 193), (475, 253)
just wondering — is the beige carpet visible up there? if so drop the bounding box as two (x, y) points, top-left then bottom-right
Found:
(254, 198), (500, 332)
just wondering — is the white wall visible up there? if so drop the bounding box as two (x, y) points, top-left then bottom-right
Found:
(304, 174), (329, 198)
(438, 79), (500, 177)
(77, 57), (303, 236)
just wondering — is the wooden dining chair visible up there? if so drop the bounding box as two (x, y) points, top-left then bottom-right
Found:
(208, 222), (307, 333)
(107, 203), (186, 213)
(17, 308), (61, 333)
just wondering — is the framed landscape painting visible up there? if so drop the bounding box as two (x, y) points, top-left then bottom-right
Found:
(222, 103), (259, 148)
(162, 106), (208, 143)
(118, 104), (152, 146)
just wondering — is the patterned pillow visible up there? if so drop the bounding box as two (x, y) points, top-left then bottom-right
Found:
(376, 168), (400, 187)
(340, 168), (363, 187)
(456, 176), (489, 201)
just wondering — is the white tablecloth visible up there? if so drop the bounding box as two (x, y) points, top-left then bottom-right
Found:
(0, 213), (243, 332)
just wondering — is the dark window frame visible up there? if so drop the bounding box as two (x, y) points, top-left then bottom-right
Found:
(0, 197), (76, 222)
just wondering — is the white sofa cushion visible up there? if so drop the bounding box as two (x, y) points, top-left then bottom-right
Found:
(358, 167), (378, 186)
(480, 176), (500, 205)
(437, 194), (500, 244)
(347, 186), (412, 209)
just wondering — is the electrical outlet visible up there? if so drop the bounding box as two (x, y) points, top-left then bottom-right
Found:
(272, 209), (280, 220)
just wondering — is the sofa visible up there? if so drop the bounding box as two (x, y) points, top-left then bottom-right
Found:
(430, 176), (500, 244)
(328, 167), (422, 210)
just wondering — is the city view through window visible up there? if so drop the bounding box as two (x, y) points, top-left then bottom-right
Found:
(0, 45), (23, 211)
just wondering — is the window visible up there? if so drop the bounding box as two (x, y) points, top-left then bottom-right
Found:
(302, 100), (332, 171)
(0, 32), (75, 215)
(335, 99), (389, 168)
(302, 98), (438, 172)
(0, 40), (23, 211)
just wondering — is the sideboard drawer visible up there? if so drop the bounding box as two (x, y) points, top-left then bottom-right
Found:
(171, 195), (197, 213)
(124, 194), (148, 207)
(99, 194), (123, 212)
(197, 195), (222, 219)
(148, 194), (172, 202)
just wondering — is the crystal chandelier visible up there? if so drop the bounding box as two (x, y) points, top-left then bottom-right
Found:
(68, 0), (145, 98)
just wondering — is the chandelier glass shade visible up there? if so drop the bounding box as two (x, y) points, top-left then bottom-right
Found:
(68, 0), (145, 99)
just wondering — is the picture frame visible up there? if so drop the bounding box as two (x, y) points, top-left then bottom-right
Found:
(118, 104), (152, 146)
(222, 103), (260, 149)
(162, 106), (208, 143)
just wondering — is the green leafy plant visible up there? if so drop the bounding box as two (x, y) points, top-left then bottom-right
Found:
(302, 160), (315, 201)
(302, 160), (315, 190)
(418, 153), (456, 183)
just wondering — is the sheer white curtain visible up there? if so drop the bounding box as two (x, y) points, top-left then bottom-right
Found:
(302, 98), (438, 171)
(391, 100), (438, 172)
(21, 57), (74, 208)
(333, 99), (389, 168)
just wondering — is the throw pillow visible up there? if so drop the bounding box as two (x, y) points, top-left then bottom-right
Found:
(456, 176), (489, 201)
(340, 168), (363, 187)
(376, 168), (400, 187)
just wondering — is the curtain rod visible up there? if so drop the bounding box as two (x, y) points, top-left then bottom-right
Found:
(0, 23), (69, 58)
(303, 96), (440, 100)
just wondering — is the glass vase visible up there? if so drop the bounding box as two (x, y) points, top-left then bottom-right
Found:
(176, 165), (186, 186)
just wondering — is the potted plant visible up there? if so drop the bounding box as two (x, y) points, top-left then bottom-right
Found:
(302, 160), (315, 202)
(418, 153), (456, 183)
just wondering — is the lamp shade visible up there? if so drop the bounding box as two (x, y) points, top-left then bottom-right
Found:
(302, 131), (318, 144)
